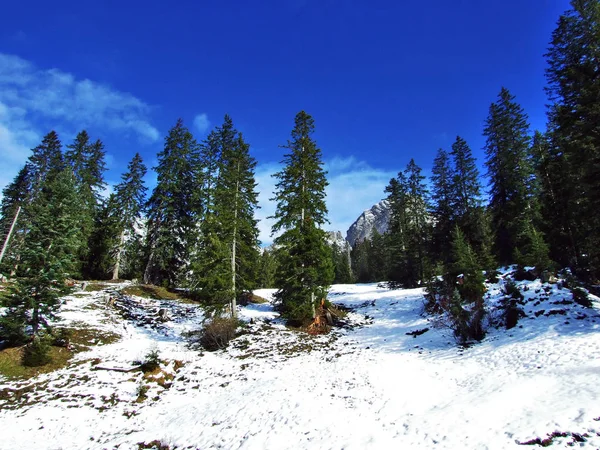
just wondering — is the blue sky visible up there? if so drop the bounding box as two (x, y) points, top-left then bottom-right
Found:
(0, 0), (570, 243)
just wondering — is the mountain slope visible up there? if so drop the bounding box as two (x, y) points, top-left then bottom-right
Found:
(345, 199), (390, 246)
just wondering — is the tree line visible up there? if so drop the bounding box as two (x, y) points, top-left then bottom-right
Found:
(351, 0), (600, 341)
(1, 0), (598, 346)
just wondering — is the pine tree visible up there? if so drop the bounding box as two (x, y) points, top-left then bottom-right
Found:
(332, 241), (354, 284)
(111, 153), (147, 280)
(271, 111), (333, 324)
(28, 131), (64, 195)
(545, 0), (600, 276)
(484, 88), (544, 265)
(144, 119), (201, 287)
(351, 238), (372, 283)
(0, 168), (81, 348)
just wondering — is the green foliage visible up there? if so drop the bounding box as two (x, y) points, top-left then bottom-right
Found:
(140, 347), (161, 372)
(386, 160), (431, 288)
(545, 0), (600, 278)
(271, 111), (333, 324)
(258, 248), (278, 288)
(572, 287), (592, 308)
(331, 241), (354, 284)
(144, 119), (201, 287)
(21, 335), (52, 367)
(484, 88), (541, 265)
(451, 227), (486, 304)
(513, 219), (552, 271)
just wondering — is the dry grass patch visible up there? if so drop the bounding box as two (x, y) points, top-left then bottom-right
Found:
(84, 283), (107, 292)
(122, 285), (181, 301)
(66, 326), (121, 351)
(0, 346), (72, 379)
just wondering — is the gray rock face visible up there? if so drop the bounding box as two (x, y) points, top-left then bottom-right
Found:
(326, 230), (349, 250)
(345, 200), (390, 246)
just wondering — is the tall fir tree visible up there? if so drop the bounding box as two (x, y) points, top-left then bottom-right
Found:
(144, 119), (201, 287)
(194, 116), (260, 317)
(430, 148), (454, 269)
(110, 153), (147, 280)
(386, 160), (430, 287)
(545, 0), (600, 277)
(483, 88), (546, 266)
(449, 136), (494, 271)
(271, 111), (333, 324)
(0, 168), (82, 345)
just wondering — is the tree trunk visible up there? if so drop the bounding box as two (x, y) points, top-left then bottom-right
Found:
(112, 230), (126, 280)
(0, 206), (21, 265)
(230, 162), (240, 319)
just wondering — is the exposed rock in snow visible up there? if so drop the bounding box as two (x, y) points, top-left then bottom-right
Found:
(326, 230), (350, 251)
(345, 199), (390, 246)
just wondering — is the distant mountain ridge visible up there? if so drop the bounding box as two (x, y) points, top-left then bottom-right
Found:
(345, 200), (390, 246)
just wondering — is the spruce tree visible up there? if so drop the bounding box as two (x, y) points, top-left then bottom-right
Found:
(449, 136), (494, 271)
(545, 0), (600, 276)
(430, 148), (454, 269)
(484, 88), (545, 265)
(271, 111), (333, 324)
(144, 119), (201, 287)
(111, 153), (147, 280)
(386, 160), (430, 287)
(0, 168), (81, 347)
(195, 115), (260, 317)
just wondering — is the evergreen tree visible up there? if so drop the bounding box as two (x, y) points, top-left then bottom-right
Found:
(258, 248), (278, 288)
(386, 160), (430, 287)
(545, 0), (600, 276)
(0, 165), (32, 274)
(65, 132), (107, 277)
(369, 229), (389, 282)
(111, 153), (147, 280)
(331, 241), (354, 284)
(351, 238), (372, 283)
(193, 116), (260, 316)
(28, 131), (64, 195)
(144, 119), (201, 287)
(449, 136), (494, 270)
(0, 169), (81, 347)
(271, 111), (333, 324)
(430, 148), (454, 269)
(1, 132), (64, 275)
(484, 88), (544, 265)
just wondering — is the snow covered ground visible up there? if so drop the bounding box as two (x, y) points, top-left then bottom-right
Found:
(1, 270), (600, 449)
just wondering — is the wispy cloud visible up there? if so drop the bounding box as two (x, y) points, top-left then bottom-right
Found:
(0, 53), (160, 195)
(193, 113), (210, 135)
(255, 157), (394, 246)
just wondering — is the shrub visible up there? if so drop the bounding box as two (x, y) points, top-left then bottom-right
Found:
(448, 290), (486, 344)
(503, 280), (524, 302)
(572, 287), (593, 308)
(200, 317), (239, 351)
(139, 347), (161, 372)
(22, 335), (52, 367)
(52, 328), (72, 348)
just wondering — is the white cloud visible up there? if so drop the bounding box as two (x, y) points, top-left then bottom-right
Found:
(255, 157), (395, 246)
(0, 53), (160, 197)
(193, 113), (210, 135)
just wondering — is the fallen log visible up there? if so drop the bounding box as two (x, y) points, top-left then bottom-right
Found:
(91, 365), (141, 373)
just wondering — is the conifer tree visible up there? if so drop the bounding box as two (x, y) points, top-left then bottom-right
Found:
(430, 148), (454, 269)
(28, 131), (64, 195)
(484, 88), (545, 266)
(449, 136), (494, 270)
(271, 111), (333, 324)
(111, 153), (147, 280)
(144, 119), (201, 287)
(545, 0), (600, 276)
(386, 160), (430, 287)
(195, 115), (260, 317)
(258, 248), (278, 288)
(351, 238), (372, 283)
(0, 168), (81, 348)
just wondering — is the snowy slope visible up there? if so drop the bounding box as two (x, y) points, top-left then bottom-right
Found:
(1, 272), (600, 449)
